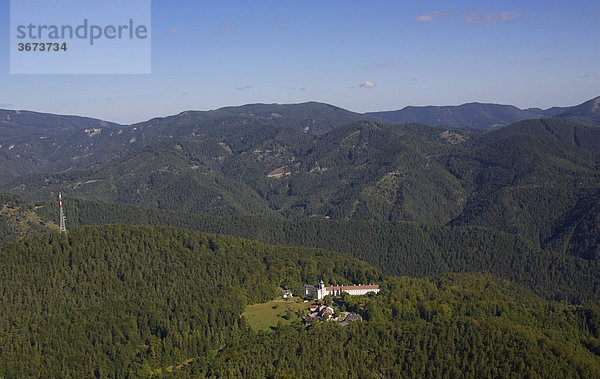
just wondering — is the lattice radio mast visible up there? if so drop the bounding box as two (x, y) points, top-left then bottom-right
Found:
(59, 192), (66, 232)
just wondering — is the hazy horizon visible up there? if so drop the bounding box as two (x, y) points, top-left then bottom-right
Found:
(1, 96), (599, 126)
(2, 0), (599, 124)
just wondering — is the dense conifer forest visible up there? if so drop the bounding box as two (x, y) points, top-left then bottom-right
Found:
(23, 196), (600, 303)
(0, 225), (599, 377)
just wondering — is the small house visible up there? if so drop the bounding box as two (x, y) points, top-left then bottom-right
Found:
(280, 290), (293, 299)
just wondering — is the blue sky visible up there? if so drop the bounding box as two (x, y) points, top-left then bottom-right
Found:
(1, 0), (599, 124)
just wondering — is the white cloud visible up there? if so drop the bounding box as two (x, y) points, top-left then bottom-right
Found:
(360, 81), (376, 88)
(415, 11), (452, 23)
(465, 11), (521, 25)
(416, 14), (434, 22)
(415, 10), (520, 25)
(0, 103), (14, 107)
(236, 85), (254, 91)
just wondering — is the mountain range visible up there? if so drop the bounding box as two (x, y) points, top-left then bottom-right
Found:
(2, 97), (599, 249)
(368, 96), (600, 129)
(1, 97), (599, 182)
(5, 115), (598, 238)
(2, 95), (600, 375)
(0, 97), (598, 274)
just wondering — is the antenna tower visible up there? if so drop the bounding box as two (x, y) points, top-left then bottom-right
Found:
(59, 193), (66, 232)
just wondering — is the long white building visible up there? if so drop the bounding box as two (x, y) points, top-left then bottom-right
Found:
(304, 280), (380, 300)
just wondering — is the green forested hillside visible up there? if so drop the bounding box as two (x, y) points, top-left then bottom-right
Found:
(8, 139), (283, 217)
(4, 121), (474, 222)
(447, 118), (600, 244)
(136, 101), (383, 135)
(7, 118), (598, 239)
(0, 226), (598, 377)
(0, 102), (377, 181)
(0, 109), (124, 181)
(555, 96), (600, 123)
(0, 225), (379, 377)
(199, 274), (600, 377)
(546, 189), (600, 260)
(25, 197), (600, 303)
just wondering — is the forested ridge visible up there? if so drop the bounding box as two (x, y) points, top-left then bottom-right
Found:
(0, 102), (378, 181)
(22, 196), (599, 303)
(367, 96), (600, 130)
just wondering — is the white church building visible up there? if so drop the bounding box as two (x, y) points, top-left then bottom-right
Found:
(304, 280), (380, 300)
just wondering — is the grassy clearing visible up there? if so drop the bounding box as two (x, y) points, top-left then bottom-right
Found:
(150, 357), (199, 376)
(242, 298), (307, 331)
